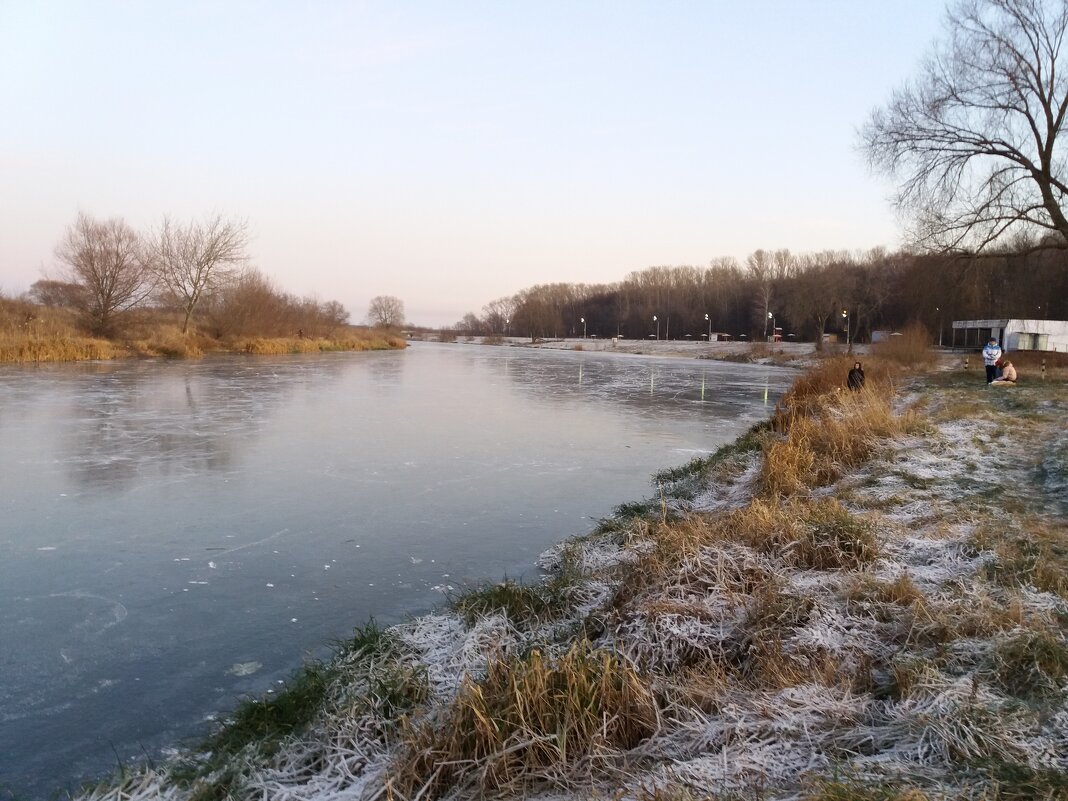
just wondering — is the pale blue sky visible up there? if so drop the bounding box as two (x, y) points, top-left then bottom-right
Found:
(1, 1), (945, 327)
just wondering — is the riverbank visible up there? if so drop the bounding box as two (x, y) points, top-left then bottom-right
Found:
(0, 330), (407, 363)
(73, 357), (1067, 801)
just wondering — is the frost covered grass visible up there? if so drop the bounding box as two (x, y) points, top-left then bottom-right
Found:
(69, 363), (1068, 801)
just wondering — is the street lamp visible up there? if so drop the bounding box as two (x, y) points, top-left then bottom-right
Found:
(505, 318), (510, 337)
(653, 315), (659, 340)
(935, 307), (941, 347)
(580, 317), (586, 339)
(766, 311), (774, 342)
(841, 308), (850, 350)
(704, 312), (711, 342)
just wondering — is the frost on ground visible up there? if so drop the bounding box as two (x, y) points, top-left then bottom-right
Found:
(75, 378), (1068, 801)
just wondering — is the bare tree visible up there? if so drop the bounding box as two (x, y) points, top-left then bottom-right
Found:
(149, 214), (249, 332)
(864, 0), (1068, 252)
(366, 295), (405, 328)
(55, 212), (152, 335)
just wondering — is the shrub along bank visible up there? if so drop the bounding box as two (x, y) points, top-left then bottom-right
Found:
(73, 357), (1068, 801)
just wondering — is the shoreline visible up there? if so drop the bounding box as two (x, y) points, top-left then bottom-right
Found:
(65, 359), (1068, 800)
(0, 333), (407, 365)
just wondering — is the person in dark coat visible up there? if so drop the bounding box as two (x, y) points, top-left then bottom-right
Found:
(847, 361), (865, 391)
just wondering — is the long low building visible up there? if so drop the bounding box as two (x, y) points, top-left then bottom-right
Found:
(952, 319), (1068, 352)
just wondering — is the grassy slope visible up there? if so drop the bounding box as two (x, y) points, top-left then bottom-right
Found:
(73, 361), (1068, 801)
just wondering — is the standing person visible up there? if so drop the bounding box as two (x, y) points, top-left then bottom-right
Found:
(847, 361), (865, 391)
(982, 337), (1003, 384)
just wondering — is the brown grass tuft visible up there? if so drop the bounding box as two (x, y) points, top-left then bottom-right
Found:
(717, 497), (879, 570)
(763, 377), (919, 496)
(233, 334), (405, 355)
(390, 642), (656, 797)
(0, 334), (122, 363)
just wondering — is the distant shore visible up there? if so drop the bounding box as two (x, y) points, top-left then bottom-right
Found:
(0, 331), (407, 364)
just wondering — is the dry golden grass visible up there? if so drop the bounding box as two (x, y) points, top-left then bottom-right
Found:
(717, 497), (879, 570)
(763, 376), (920, 497)
(0, 334), (123, 363)
(776, 356), (898, 420)
(126, 326), (209, 358)
(845, 573), (926, 617)
(233, 333), (405, 355)
(390, 642), (656, 797)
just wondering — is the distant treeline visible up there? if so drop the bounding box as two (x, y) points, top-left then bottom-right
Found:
(453, 248), (1068, 345)
(4, 213), (352, 342)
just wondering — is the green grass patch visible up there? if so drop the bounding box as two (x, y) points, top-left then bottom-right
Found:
(653, 420), (771, 485)
(970, 760), (1068, 800)
(994, 629), (1068, 699)
(450, 578), (567, 626)
(802, 777), (932, 800)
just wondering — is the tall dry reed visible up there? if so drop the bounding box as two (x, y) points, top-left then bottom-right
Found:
(764, 358), (919, 496)
(390, 642), (656, 797)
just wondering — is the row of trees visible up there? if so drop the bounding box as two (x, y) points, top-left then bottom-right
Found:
(452, 0), (1068, 345)
(452, 246), (1068, 345)
(35, 212), (351, 338)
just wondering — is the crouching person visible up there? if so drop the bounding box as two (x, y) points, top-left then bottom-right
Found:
(992, 359), (1017, 385)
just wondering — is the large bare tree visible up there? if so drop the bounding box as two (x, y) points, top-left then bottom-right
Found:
(149, 214), (249, 332)
(366, 295), (405, 328)
(864, 0), (1068, 252)
(55, 212), (152, 335)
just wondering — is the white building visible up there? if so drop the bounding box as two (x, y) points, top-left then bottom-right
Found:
(951, 319), (1068, 352)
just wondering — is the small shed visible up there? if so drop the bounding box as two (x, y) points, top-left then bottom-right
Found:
(951, 319), (1068, 352)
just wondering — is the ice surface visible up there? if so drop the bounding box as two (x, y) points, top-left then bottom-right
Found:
(0, 345), (793, 797)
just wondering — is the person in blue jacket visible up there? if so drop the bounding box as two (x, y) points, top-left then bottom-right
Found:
(982, 337), (1003, 384)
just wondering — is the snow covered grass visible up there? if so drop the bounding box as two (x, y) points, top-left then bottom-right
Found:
(70, 364), (1068, 801)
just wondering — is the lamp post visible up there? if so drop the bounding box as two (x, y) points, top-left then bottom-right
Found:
(766, 311), (774, 343)
(505, 318), (510, 337)
(935, 307), (941, 347)
(842, 308), (850, 350)
(580, 317), (586, 339)
(653, 315), (659, 340)
(705, 312), (711, 342)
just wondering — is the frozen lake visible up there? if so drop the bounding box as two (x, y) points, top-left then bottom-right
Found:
(0, 343), (793, 797)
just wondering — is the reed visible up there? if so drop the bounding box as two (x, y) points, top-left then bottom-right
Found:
(127, 326), (208, 358)
(0, 334), (121, 363)
(717, 496), (879, 570)
(390, 642), (656, 797)
(763, 380), (918, 497)
(233, 333), (405, 355)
